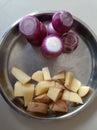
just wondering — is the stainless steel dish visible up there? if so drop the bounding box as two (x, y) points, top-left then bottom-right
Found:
(0, 11), (97, 120)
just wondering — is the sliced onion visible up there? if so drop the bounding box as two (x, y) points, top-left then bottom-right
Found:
(41, 34), (64, 58)
(52, 11), (73, 34)
(62, 32), (79, 53)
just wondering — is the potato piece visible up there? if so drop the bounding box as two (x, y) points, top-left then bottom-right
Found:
(32, 70), (44, 82)
(51, 100), (68, 112)
(14, 81), (35, 106)
(68, 78), (81, 92)
(47, 87), (62, 102)
(42, 67), (51, 80)
(62, 90), (83, 104)
(22, 83), (35, 106)
(35, 81), (55, 96)
(52, 71), (65, 80)
(27, 102), (48, 113)
(78, 86), (90, 97)
(34, 94), (51, 103)
(11, 67), (31, 84)
(14, 81), (24, 97)
(55, 82), (65, 89)
(64, 71), (74, 88)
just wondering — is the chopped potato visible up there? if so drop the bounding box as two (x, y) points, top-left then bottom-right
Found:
(42, 67), (51, 80)
(32, 70), (44, 82)
(62, 89), (83, 104)
(52, 71), (65, 80)
(34, 94), (51, 103)
(64, 71), (74, 88)
(51, 100), (68, 112)
(35, 81), (55, 96)
(27, 102), (48, 113)
(14, 81), (24, 97)
(11, 67), (31, 84)
(55, 82), (65, 89)
(68, 78), (81, 92)
(47, 87), (62, 102)
(78, 86), (90, 97)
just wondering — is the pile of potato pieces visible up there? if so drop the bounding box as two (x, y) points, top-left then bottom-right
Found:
(11, 67), (90, 114)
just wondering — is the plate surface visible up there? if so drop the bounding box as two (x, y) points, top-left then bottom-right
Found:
(0, 11), (97, 120)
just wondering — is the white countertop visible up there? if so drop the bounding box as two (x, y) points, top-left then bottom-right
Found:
(0, 0), (97, 130)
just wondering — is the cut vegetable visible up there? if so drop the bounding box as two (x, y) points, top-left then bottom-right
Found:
(42, 67), (51, 80)
(47, 22), (61, 36)
(11, 67), (31, 84)
(35, 81), (55, 96)
(47, 87), (62, 102)
(52, 71), (65, 80)
(51, 100), (68, 112)
(19, 16), (40, 39)
(68, 78), (81, 92)
(34, 94), (51, 103)
(32, 70), (44, 82)
(63, 32), (79, 53)
(78, 86), (90, 97)
(27, 102), (48, 113)
(52, 11), (73, 34)
(62, 90), (83, 104)
(41, 34), (64, 58)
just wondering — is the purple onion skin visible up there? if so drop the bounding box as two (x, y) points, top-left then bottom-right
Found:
(62, 32), (79, 53)
(47, 22), (61, 36)
(52, 11), (73, 34)
(19, 16), (41, 39)
(41, 34), (64, 58)
(27, 22), (47, 46)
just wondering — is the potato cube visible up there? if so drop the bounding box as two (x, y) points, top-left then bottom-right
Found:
(34, 94), (51, 103)
(78, 86), (90, 97)
(52, 71), (65, 80)
(42, 67), (51, 80)
(35, 81), (55, 96)
(47, 87), (62, 102)
(62, 90), (83, 104)
(64, 71), (74, 88)
(27, 102), (48, 113)
(68, 78), (81, 92)
(51, 100), (68, 112)
(32, 70), (44, 82)
(55, 82), (65, 89)
(22, 83), (35, 106)
(14, 81), (24, 97)
(11, 67), (31, 84)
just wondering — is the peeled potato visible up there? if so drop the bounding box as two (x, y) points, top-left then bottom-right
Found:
(32, 70), (44, 82)
(35, 81), (55, 96)
(11, 67), (31, 84)
(34, 94), (51, 103)
(62, 89), (83, 104)
(42, 67), (51, 80)
(78, 86), (90, 97)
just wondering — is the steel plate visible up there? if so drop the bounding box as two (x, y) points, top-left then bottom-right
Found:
(0, 11), (97, 120)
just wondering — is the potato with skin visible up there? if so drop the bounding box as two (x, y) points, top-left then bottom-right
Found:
(62, 89), (83, 104)
(11, 67), (31, 84)
(47, 87), (62, 102)
(51, 100), (68, 112)
(78, 86), (90, 97)
(42, 67), (51, 80)
(34, 94), (51, 103)
(35, 81), (55, 96)
(32, 70), (44, 82)
(27, 102), (48, 113)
